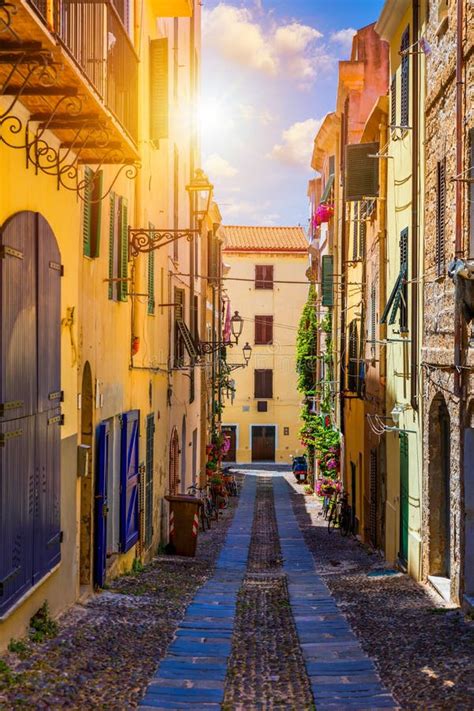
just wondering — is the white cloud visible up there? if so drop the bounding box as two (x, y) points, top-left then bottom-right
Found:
(271, 118), (323, 168)
(203, 4), (277, 74)
(204, 153), (238, 178)
(330, 28), (357, 54)
(238, 103), (274, 125)
(203, 4), (324, 87)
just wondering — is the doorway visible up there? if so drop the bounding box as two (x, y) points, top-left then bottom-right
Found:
(251, 425), (276, 462)
(428, 396), (451, 579)
(399, 432), (409, 566)
(169, 427), (180, 495)
(80, 362), (93, 586)
(222, 425), (237, 462)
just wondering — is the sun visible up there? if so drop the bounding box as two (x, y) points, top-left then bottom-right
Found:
(198, 97), (234, 140)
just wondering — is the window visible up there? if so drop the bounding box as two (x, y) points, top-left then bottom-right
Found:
(390, 73), (397, 127)
(381, 228), (409, 330)
(83, 168), (103, 258)
(255, 265), (274, 289)
(148, 223), (155, 315)
(255, 315), (273, 345)
(344, 143), (379, 201)
(208, 231), (219, 283)
(173, 145), (179, 261)
(348, 320), (359, 392)
(108, 194), (128, 302)
(149, 38), (169, 147)
(254, 369), (273, 398)
(321, 255), (334, 307)
(257, 401), (268, 412)
(174, 288), (185, 367)
(436, 160), (446, 276)
(400, 27), (410, 128)
(370, 282), (377, 349)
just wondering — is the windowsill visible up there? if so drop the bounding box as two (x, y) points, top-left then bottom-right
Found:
(254, 344), (273, 347)
(0, 563), (61, 623)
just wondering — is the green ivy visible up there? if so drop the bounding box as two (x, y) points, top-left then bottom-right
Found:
(296, 284), (318, 396)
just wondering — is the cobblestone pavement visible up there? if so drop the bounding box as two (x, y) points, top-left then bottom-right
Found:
(0, 494), (240, 710)
(287, 473), (474, 710)
(223, 477), (314, 710)
(141, 472), (395, 710)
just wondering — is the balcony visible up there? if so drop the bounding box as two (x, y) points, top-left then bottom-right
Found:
(0, 0), (139, 172)
(151, 0), (192, 17)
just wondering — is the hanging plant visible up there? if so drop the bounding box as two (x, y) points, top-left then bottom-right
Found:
(313, 203), (334, 227)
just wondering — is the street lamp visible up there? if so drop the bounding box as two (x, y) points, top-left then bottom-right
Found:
(230, 311), (244, 344)
(242, 342), (252, 365)
(186, 169), (214, 221)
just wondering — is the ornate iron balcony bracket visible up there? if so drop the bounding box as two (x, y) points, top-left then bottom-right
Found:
(199, 341), (234, 356)
(129, 228), (199, 258)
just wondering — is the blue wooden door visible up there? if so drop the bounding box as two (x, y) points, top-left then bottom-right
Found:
(95, 421), (109, 587)
(120, 410), (140, 552)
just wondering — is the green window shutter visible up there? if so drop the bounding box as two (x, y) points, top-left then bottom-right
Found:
(400, 27), (410, 128)
(90, 170), (103, 258)
(390, 74), (397, 127)
(148, 223), (155, 315)
(150, 38), (169, 146)
(119, 197), (128, 302)
(108, 193), (115, 300)
(344, 143), (379, 201)
(321, 255), (334, 307)
(83, 167), (93, 257)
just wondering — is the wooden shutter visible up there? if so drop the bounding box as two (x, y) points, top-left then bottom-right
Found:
(145, 414), (154, 548)
(120, 410), (140, 552)
(90, 170), (103, 258)
(0, 417), (34, 615)
(400, 228), (409, 331)
(390, 74), (397, 127)
(148, 223), (155, 315)
(321, 255), (334, 307)
(436, 160), (446, 275)
(255, 265), (273, 289)
(359, 217), (367, 259)
(255, 316), (273, 345)
(352, 203), (359, 260)
(255, 369), (272, 398)
(345, 143), (379, 201)
(0, 211), (37, 419)
(348, 320), (358, 392)
(37, 215), (61, 413)
(95, 420), (110, 588)
(108, 194), (115, 300)
(150, 38), (169, 145)
(400, 27), (410, 128)
(33, 410), (61, 583)
(118, 197), (128, 302)
(370, 282), (377, 347)
(83, 167), (93, 257)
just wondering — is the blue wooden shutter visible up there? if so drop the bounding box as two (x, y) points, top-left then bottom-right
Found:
(119, 197), (128, 302)
(0, 211), (37, 420)
(33, 410), (61, 583)
(0, 417), (34, 616)
(120, 410), (140, 552)
(95, 421), (110, 587)
(37, 214), (61, 413)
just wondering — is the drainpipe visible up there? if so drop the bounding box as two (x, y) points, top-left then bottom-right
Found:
(454, 0), (464, 395)
(410, 0), (419, 410)
(339, 110), (347, 436)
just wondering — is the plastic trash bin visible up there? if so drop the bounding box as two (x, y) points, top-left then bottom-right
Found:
(165, 495), (202, 557)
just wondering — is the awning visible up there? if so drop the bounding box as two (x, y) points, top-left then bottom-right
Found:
(320, 174), (335, 204)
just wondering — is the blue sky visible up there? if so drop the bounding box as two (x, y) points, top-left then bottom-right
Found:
(200, 1), (385, 227)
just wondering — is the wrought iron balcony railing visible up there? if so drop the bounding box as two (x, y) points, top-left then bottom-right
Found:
(26, 0), (138, 142)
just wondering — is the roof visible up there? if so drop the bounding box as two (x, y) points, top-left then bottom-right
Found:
(222, 225), (308, 253)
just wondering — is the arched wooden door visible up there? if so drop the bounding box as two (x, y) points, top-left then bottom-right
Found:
(0, 211), (61, 615)
(169, 427), (180, 495)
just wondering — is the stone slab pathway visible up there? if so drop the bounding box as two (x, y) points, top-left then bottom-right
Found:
(140, 473), (397, 709)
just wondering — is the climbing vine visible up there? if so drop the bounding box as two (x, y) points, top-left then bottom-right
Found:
(296, 284), (318, 396)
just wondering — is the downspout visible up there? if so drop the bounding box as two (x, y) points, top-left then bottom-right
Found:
(410, 0), (419, 410)
(339, 112), (347, 436)
(454, 0), (464, 395)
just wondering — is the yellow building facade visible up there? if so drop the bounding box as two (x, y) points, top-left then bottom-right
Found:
(221, 226), (309, 465)
(0, 0), (207, 648)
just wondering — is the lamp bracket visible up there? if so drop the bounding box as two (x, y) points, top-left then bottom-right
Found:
(128, 228), (199, 257)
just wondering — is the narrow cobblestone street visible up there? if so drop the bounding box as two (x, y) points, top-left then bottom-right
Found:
(1, 469), (474, 709)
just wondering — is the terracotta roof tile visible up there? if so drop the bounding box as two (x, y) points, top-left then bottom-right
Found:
(222, 225), (308, 253)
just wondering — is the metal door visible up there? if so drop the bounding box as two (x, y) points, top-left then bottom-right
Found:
(251, 426), (275, 462)
(399, 433), (409, 564)
(120, 410), (140, 552)
(95, 421), (110, 587)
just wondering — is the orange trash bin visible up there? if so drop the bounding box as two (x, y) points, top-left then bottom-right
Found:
(165, 495), (202, 557)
